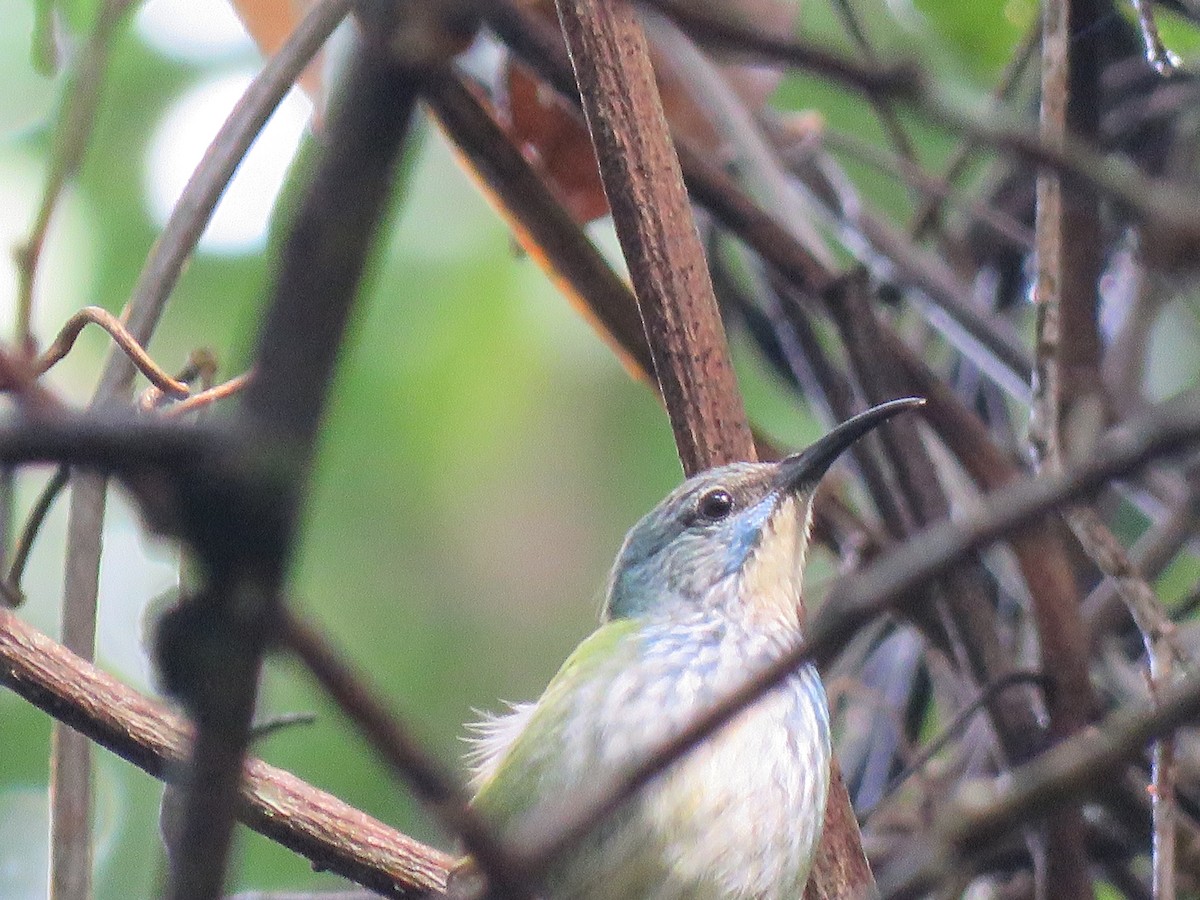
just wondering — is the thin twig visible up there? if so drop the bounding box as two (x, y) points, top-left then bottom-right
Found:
(160, 372), (253, 418)
(30, 307), (191, 398)
(1068, 507), (1183, 899)
(138, 350), (218, 412)
(909, 22), (1039, 240)
(827, 0), (925, 210)
(248, 710), (317, 740)
(860, 670), (1049, 824)
(816, 127), (1034, 251)
(1130, 0), (1179, 75)
(1083, 488), (1200, 640)
(0, 464), (70, 608)
(13, 0), (138, 352)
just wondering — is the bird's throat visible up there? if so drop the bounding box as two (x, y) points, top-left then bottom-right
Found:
(736, 494), (810, 628)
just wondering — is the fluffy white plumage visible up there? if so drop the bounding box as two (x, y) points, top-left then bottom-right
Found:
(463, 701), (536, 792)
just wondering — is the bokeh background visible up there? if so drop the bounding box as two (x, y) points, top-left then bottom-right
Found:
(1, 0), (1198, 896)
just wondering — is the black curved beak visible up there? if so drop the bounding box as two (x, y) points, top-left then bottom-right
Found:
(774, 397), (925, 493)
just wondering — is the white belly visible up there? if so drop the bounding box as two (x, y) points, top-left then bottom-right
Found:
(557, 668), (830, 900)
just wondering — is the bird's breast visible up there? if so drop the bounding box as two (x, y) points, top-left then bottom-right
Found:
(572, 620), (832, 898)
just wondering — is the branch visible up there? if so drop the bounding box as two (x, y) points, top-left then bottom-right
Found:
(160, 372), (254, 419)
(422, 74), (654, 381)
(0, 605), (451, 897)
(827, 0), (924, 213)
(14, 0), (137, 352)
(31, 306), (190, 397)
(553, 0), (754, 473)
(943, 667), (1200, 860)
(0, 464), (68, 607)
(1130, 0), (1179, 74)
(26, 6), (144, 894)
(816, 126), (1034, 251)
(165, 29), (425, 900)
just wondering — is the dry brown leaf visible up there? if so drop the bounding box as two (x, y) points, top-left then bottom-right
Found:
(227, 0), (324, 98)
(503, 0), (804, 224)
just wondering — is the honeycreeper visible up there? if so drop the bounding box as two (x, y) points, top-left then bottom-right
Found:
(463, 399), (922, 899)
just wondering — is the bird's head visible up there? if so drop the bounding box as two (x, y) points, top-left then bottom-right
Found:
(604, 398), (923, 626)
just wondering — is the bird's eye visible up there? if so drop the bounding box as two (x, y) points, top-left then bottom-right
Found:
(698, 489), (734, 521)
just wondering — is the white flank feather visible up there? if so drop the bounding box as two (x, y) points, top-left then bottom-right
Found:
(462, 701), (537, 792)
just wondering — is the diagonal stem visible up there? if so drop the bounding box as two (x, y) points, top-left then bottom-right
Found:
(553, 0), (754, 474)
(165, 35), (424, 900)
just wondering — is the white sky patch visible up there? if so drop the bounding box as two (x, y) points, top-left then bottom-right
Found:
(97, 493), (182, 693)
(135, 0), (255, 62)
(143, 71), (312, 254)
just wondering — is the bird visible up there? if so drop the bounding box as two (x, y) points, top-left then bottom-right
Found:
(462, 398), (923, 899)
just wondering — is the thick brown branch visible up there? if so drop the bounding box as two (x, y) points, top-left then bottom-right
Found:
(554, 0), (753, 473)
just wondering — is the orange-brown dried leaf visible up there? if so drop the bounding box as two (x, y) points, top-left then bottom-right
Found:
(228, 0), (324, 97)
(506, 61), (613, 224)
(501, 0), (803, 224)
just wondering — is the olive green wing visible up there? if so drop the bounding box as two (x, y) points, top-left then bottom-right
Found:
(470, 618), (641, 834)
